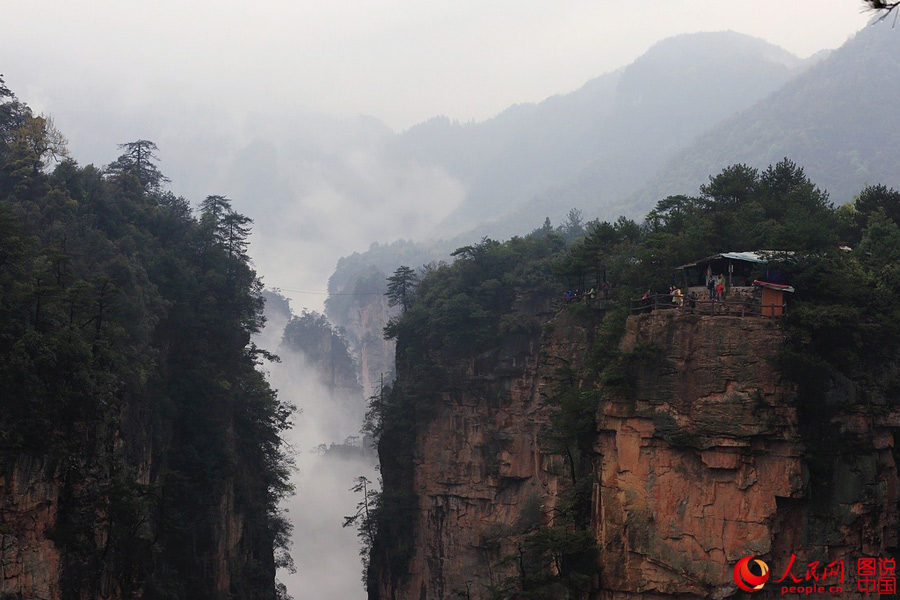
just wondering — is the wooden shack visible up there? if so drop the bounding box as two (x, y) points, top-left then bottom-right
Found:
(754, 280), (795, 316)
(676, 251), (791, 300)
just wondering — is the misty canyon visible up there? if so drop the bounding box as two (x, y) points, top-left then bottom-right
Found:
(4, 8), (900, 600)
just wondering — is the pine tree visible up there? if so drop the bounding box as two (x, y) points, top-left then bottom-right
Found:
(386, 265), (418, 312)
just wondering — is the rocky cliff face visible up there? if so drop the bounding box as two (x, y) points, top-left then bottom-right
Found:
(373, 309), (899, 599)
(353, 298), (396, 396)
(0, 456), (60, 599)
(597, 313), (804, 599)
(375, 332), (561, 599)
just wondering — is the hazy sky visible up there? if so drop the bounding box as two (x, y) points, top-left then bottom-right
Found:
(2, 0), (874, 131)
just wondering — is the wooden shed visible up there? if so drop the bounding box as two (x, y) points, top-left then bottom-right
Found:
(754, 280), (795, 316)
(676, 251), (792, 300)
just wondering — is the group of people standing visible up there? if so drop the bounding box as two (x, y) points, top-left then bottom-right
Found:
(564, 281), (610, 305)
(706, 273), (727, 301)
(668, 285), (684, 306)
(563, 288), (591, 303)
(640, 275), (726, 313)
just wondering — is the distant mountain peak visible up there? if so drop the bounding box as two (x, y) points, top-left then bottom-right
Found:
(639, 30), (802, 68)
(381, 29), (816, 242)
(627, 21), (900, 213)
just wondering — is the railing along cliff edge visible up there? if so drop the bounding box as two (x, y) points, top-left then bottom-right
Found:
(629, 293), (786, 318)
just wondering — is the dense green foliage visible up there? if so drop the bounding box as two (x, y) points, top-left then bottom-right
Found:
(0, 79), (292, 600)
(383, 234), (566, 357)
(637, 160), (837, 288)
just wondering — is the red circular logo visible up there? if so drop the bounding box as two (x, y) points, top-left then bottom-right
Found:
(734, 556), (770, 592)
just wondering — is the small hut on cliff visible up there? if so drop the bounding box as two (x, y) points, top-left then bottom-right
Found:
(676, 251), (791, 299)
(754, 280), (794, 316)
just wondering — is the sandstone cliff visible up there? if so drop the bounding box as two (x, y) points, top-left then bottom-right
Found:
(371, 309), (899, 599)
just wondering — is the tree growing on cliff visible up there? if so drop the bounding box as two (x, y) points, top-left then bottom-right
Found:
(386, 265), (418, 312)
(343, 475), (381, 582)
(637, 158), (840, 292)
(0, 75), (28, 148)
(105, 139), (169, 194)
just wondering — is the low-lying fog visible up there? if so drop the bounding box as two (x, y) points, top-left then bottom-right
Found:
(254, 301), (378, 599)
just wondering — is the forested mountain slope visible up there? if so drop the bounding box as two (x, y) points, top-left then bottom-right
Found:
(0, 79), (292, 600)
(389, 30), (809, 237)
(627, 21), (900, 215)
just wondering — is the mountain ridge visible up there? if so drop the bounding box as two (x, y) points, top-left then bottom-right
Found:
(388, 30), (811, 238)
(625, 21), (900, 214)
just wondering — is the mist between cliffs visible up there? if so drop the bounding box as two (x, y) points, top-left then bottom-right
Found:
(253, 294), (378, 600)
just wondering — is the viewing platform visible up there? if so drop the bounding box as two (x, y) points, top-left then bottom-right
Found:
(630, 281), (793, 318)
(629, 250), (796, 317)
